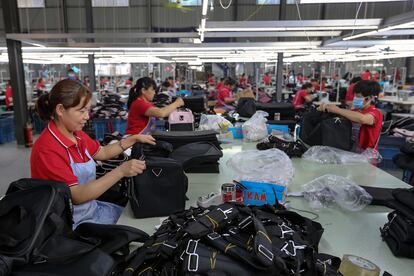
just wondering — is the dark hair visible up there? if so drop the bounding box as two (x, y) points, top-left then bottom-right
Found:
(301, 83), (312, 89)
(350, 76), (362, 84)
(310, 78), (318, 83)
(224, 77), (237, 87)
(127, 77), (156, 109)
(38, 77), (44, 83)
(353, 80), (381, 97)
(36, 79), (92, 122)
(322, 77), (327, 82)
(162, 81), (171, 88)
(128, 77), (133, 81)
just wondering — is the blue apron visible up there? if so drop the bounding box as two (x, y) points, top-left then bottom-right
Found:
(67, 148), (124, 229)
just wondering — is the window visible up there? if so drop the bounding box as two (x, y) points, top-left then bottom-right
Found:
(18, 0), (45, 8)
(169, 0), (202, 6)
(257, 0), (296, 4)
(92, 0), (129, 7)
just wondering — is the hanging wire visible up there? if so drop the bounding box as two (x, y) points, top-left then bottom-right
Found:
(219, 0), (232, 9)
(243, 0), (268, 21)
(294, 0), (312, 47)
(350, 1), (364, 37)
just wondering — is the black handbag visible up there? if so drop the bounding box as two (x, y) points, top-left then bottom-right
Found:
(129, 143), (188, 218)
(237, 98), (256, 118)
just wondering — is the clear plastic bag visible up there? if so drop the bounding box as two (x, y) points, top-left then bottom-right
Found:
(198, 114), (233, 132)
(301, 146), (382, 164)
(302, 174), (373, 211)
(227, 148), (294, 186)
(242, 110), (269, 142)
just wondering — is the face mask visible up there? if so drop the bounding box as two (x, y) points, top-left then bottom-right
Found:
(353, 97), (364, 109)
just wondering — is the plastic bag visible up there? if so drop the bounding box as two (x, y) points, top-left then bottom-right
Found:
(242, 110), (269, 141)
(227, 148), (294, 186)
(198, 114), (233, 132)
(302, 174), (372, 211)
(301, 146), (382, 164)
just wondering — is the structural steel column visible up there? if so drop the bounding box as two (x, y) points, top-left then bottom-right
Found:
(85, 0), (96, 91)
(2, 0), (28, 145)
(275, 0), (286, 102)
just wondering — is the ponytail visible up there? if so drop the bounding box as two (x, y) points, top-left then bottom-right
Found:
(36, 93), (53, 121)
(35, 79), (92, 122)
(127, 77), (157, 110)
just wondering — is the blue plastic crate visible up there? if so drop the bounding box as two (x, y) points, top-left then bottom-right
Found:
(114, 119), (127, 135)
(155, 120), (166, 131)
(0, 116), (15, 144)
(266, 124), (289, 134)
(176, 90), (192, 97)
(93, 119), (115, 141)
(229, 126), (243, 139)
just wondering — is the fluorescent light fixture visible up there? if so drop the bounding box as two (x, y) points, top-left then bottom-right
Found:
(201, 18), (206, 30)
(343, 20), (414, 40)
(201, 26), (377, 32)
(193, 38), (202, 44)
(300, 0), (408, 3)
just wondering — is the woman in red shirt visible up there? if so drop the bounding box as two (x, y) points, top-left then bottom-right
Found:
(5, 80), (13, 110)
(36, 77), (46, 90)
(239, 73), (247, 87)
(293, 83), (314, 110)
(126, 77), (184, 135)
(216, 77), (237, 111)
(318, 80), (382, 152)
(31, 79), (155, 228)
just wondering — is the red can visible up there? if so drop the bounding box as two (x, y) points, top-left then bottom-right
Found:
(221, 183), (236, 202)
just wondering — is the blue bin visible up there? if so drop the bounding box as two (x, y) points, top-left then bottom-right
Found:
(378, 146), (401, 170)
(176, 90), (192, 97)
(229, 127), (243, 139)
(266, 124), (289, 134)
(114, 119), (127, 135)
(0, 116), (15, 144)
(93, 119), (114, 141)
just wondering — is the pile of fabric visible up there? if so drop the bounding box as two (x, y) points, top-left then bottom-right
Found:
(91, 91), (128, 120)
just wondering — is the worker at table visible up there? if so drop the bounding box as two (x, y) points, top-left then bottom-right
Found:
(318, 80), (383, 152)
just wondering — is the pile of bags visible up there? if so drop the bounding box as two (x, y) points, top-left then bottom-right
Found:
(91, 91), (128, 120)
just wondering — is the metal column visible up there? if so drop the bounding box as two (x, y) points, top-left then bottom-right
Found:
(275, 0), (286, 102)
(85, 0), (96, 91)
(2, 0), (28, 145)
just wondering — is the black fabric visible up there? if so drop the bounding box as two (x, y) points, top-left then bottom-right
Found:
(153, 130), (220, 149)
(129, 143), (188, 218)
(96, 134), (131, 207)
(237, 98), (256, 118)
(169, 142), (223, 172)
(121, 203), (341, 276)
(393, 153), (414, 171)
(381, 218), (414, 258)
(400, 141), (414, 156)
(0, 179), (117, 276)
(300, 111), (352, 151)
(255, 102), (295, 120)
(257, 135), (307, 157)
(359, 186), (396, 207)
(392, 188), (414, 210)
(185, 162), (220, 173)
(183, 96), (206, 113)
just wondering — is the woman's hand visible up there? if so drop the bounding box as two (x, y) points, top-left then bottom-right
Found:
(118, 159), (146, 177)
(134, 134), (156, 145)
(174, 97), (185, 108)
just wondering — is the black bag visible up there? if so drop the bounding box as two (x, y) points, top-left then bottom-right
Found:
(300, 111), (352, 151)
(0, 179), (115, 276)
(122, 203), (341, 276)
(237, 98), (256, 118)
(255, 102), (296, 120)
(153, 130), (221, 149)
(183, 96), (205, 113)
(129, 143), (188, 218)
(381, 211), (414, 258)
(170, 142), (223, 173)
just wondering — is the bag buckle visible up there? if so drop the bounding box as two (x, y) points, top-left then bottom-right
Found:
(228, 227), (238, 235)
(217, 207), (233, 219)
(207, 232), (221, 240)
(279, 222), (295, 239)
(238, 216), (252, 229)
(258, 244), (274, 262)
(163, 241), (178, 249)
(281, 240), (306, 257)
(185, 239), (199, 272)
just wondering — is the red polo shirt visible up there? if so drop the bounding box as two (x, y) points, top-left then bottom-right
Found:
(293, 89), (309, 109)
(126, 97), (155, 135)
(263, 75), (271, 85)
(358, 105), (383, 150)
(30, 121), (101, 187)
(217, 87), (232, 107)
(345, 83), (356, 102)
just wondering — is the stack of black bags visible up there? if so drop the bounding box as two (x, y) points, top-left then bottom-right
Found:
(380, 188), (414, 258)
(91, 91), (128, 120)
(393, 141), (414, 185)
